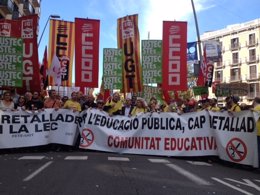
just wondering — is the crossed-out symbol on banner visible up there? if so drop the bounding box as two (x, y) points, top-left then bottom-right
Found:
(80, 129), (94, 148)
(226, 138), (247, 162)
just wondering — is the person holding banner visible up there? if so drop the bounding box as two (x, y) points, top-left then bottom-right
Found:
(147, 97), (160, 113)
(14, 95), (26, 111)
(26, 91), (44, 111)
(225, 96), (241, 112)
(207, 98), (220, 112)
(44, 89), (62, 109)
(103, 92), (123, 116)
(0, 91), (15, 111)
(121, 96), (134, 117)
(63, 92), (81, 112)
(130, 97), (147, 116)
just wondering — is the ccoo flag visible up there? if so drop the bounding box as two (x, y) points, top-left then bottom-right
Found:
(162, 21), (187, 91)
(117, 14), (142, 93)
(75, 18), (100, 92)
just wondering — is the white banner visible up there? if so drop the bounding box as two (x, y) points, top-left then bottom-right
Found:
(78, 109), (218, 156)
(0, 109), (79, 148)
(210, 110), (258, 167)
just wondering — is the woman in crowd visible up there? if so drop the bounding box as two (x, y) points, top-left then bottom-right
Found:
(0, 91), (15, 111)
(14, 95), (26, 111)
(130, 97), (147, 116)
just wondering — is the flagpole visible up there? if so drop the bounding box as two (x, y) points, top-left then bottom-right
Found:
(191, 0), (203, 67)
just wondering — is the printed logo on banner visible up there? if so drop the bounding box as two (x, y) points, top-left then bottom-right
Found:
(122, 19), (134, 39)
(21, 19), (33, 39)
(0, 23), (11, 36)
(80, 128), (94, 147)
(169, 25), (179, 34)
(82, 23), (93, 33)
(226, 138), (247, 162)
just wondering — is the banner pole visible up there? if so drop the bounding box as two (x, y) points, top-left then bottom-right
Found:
(191, 0), (203, 69)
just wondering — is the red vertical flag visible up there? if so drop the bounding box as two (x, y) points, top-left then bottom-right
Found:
(40, 46), (49, 89)
(74, 18), (100, 92)
(117, 14), (142, 93)
(0, 15), (41, 93)
(162, 21), (187, 91)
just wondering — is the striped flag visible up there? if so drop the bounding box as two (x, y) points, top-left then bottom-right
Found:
(48, 19), (75, 86)
(117, 14), (142, 93)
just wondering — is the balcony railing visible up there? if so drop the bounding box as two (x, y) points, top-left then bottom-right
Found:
(230, 58), (241, 66)
(214, 77), (223, 82)
(246, 39), (258, 47)
(230, 75), (241, 82)
(230, 43), (240, 51)
(215, 62), (225, 69)
(246, 73), (260, 81)
(246, 55), (259, 64)
(0, 0), (14, 14)
(247, 92), (260, 99)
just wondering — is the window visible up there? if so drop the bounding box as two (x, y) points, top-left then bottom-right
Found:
(231, 38), (239, 50)
(249, 65), (257, 79)
(232, 52), (239, 64)
(249, 49), (256, 62)
(230, 68), (240, 81)
(214, 71), (222, 82)
(249, 33), (255, 45)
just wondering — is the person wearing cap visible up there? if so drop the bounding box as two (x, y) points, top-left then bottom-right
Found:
(130, 97), (147, 116)
(103, 92), (123, 116)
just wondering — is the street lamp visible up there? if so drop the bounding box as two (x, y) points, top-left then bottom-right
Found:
(38, 14), (60, 48)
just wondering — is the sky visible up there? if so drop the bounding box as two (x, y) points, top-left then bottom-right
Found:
(38, 0), (260, 90)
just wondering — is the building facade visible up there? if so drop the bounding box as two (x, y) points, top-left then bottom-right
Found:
(201, 19), (260, 104)
(0, 0), (40, 19)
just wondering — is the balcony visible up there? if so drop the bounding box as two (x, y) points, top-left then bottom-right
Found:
(246, 55), (259, 64)
(246, 39), (258, 47)
(230, 58), (241, 67)
(246, 73), (260, 81)
(230, 75), (242, 82)
(31, 0), (41, 7)
(214, 77), (223, 83)
(0, 0), (14, 14)
(230, 43), (240, 51)
(215, 61), (225, 69)
(23, 0), (35, 15)
(247, 91), (260, 100)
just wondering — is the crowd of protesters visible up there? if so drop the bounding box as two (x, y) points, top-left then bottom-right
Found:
(0, 89), (260, 167)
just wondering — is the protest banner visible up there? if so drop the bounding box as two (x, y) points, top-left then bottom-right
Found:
(78, 109), (218, 156)
(210, 110), (258, 167)
(0, 109), (79, 148)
